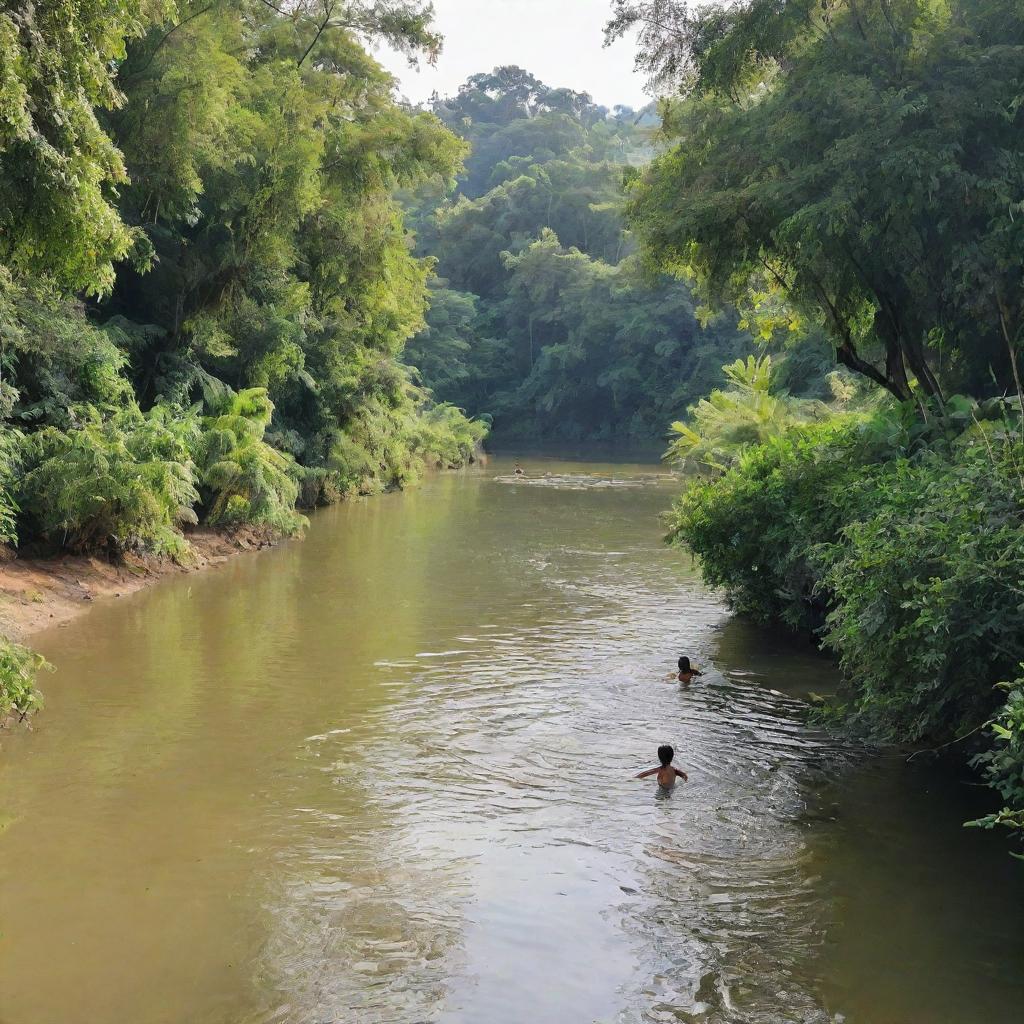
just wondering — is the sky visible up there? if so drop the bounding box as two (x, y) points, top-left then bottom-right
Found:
(374, 0), (649, 110)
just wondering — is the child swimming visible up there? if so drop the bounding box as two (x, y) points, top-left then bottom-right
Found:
(635, 744), (689, 790)
(676, 656), (703, 687)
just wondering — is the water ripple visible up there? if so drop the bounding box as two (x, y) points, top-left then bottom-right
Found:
(256, 517), (855, 1024)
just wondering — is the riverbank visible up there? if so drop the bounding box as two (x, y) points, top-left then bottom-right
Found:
(0, 450), (493, 647)
(0, 526), (283, 644)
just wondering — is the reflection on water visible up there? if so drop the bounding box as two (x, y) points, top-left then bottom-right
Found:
(493, 471), (663, 489)
(0, 455), (1022, 1024)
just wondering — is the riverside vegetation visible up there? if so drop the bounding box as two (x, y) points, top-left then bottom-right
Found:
(0, 0), (487, 717)
(606, 0), (1024, 850)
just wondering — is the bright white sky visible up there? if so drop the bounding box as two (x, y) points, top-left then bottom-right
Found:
(374, 0), (649, 109)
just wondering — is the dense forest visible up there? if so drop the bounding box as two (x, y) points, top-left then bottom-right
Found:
(0, 0), (487, 714)
(611, 0), (1024, 847)
(402, 66), (752, 440)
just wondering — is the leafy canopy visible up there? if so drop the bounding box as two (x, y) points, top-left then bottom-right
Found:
(618, 0), (1024, 407)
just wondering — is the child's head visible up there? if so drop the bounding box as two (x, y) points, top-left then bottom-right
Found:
(657, 744), (674, 766)
(678, 656), (692, 673)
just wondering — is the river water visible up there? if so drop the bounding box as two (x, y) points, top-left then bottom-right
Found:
(1, 455), (1022, 1024)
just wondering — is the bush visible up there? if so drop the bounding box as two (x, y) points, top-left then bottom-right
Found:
(0, 638), (49, 722)
(0, 428), (20, 544)
(410, 402), (489, 469)
(822, 444), (1024, 741)
(328, 394), (486, 498)
(665, 354), (828, 474)
(967, 674), (1024, 849)
(666, 417), (870, 629)
(15, 405), (200, 556)
(668, 410), (1024, 744)
(196, 388), (306, 535)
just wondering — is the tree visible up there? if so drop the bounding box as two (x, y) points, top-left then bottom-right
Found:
(405, 68), (747, 439)
(0, 0), (483, 556)
(99, 0), (468, 467)
(0, 0), (161, 293)
(615, 0), (1024, 406)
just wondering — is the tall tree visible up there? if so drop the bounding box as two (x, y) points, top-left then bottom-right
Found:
(406, 67), (748, 439)
(0, 0), (164, 293)
(612, 0), (1024, 405)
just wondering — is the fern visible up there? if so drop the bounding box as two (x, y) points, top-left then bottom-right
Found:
(15, 404), (199, 556)
(666, 355), (827, 473)
(196, 388), (306, 534)
(0, 428), (20, 544)
(328, 390), (486, 498)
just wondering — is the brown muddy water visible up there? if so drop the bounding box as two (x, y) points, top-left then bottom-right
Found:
(1, 455), (1022, 1024)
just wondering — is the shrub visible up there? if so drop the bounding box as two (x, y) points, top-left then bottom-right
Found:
(0, 428), (20, 544)
(967, 674), (1024, 849)
(822, 445), (1024, 741)
(665, 354), (828, 474)
(16, 405), (200, 556)
(0, 638), (49, 722)
(196, 388), (306, 535)
(666, 416), (869, 628)
(329, 395), (486, 498)
(668, 410), (1024, 744)
(409, 402), (489, 469)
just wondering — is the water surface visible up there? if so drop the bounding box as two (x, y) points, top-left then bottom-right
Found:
(1, 455), (1021, 1023)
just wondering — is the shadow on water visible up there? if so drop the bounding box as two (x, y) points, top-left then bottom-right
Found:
(713, 611), (1024, 1024)
(0, 455), (1021, 1024)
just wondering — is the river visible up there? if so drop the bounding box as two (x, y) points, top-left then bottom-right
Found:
(1, 454), (1022, 1024)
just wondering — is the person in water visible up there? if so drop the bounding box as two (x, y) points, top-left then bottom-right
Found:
(514, 462), (525, 476)
(676, 656), (703, 687)
(635, 744), (688, 789)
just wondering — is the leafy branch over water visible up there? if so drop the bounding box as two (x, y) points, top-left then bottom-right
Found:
(0, 638), (49, 723)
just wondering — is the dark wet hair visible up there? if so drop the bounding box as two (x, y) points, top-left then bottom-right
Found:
(658, 744), (674, 766)
(678, 656), (693, 673)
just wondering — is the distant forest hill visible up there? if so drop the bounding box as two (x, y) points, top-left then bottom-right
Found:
(402, 66), (752, 443)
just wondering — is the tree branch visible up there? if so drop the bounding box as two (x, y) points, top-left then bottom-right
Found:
(126, 2), (218, 78)
(297, 1), (338, 67)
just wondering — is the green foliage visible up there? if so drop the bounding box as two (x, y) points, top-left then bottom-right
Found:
(197, 389), (305, 534)
(411, 402), (490, 468)
(0, 0), (161, 293)
(968, 676), (1024, 846)
(620, 0), (1024, 405)
(821, 444), (1024, 741)
(668, 417), (869, 629)
(666, 354), (827, 472)
(405, 66), (749, 440)
(0, 271), (134, 426)
(431, 66), (637, 199)
(0, 637), (49, 721)
(0, 0), (485, 560)
(328, 388), (488, 497)
(0, 426), (19, 543)
(403, 283), (479, 395)
(15, 405), (199, 556)
(669, 410), (1024, 751)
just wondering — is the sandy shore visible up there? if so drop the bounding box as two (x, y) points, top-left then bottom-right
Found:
(0, 527), (279, 644)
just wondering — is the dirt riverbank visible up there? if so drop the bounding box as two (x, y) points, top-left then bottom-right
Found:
(0, 527), (280, 644)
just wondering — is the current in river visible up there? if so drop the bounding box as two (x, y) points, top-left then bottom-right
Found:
(1, 455), (1022, 1024)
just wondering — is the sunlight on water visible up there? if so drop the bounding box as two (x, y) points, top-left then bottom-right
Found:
(1, 455), (1022, 1024)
